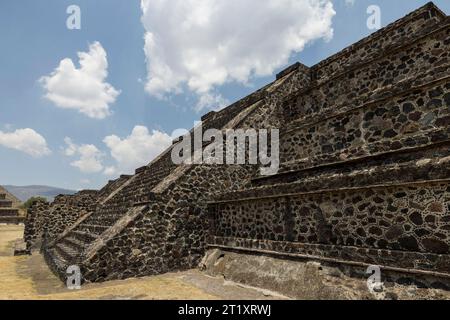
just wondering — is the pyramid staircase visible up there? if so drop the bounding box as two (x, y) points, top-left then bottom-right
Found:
(0, 191), (23, 224)
(43, 150), (178, 277)
(207, 3), (450, 281)
(42, 53), (298, 281)
(96, 174), (132, 203)
(42, 2), (450, 285)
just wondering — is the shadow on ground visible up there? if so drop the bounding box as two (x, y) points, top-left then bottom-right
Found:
(0, 225), (287, 300)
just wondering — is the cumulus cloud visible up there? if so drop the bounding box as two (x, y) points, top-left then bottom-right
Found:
(40, 42), (120, 119)
(195, 92), (230, 112)
(0, 128), (51, 158)
(103, 166), (118, 176)
(103, 126), (172, 175)
(141, 0), (335, 110)
(64, 137), (104, 173)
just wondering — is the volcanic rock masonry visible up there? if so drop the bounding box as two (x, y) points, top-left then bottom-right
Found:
(23, 3), (450, 292)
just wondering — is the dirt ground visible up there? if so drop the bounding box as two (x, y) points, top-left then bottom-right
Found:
(0, 224), (287, 300)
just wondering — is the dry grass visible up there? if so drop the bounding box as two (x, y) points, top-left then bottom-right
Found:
(0, 224), (271, 300)
(0, 225), (24, 256)
(0, 224), (216, 300)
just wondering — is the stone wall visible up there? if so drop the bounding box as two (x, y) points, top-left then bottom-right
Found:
(97, 175), (132, 203)
(312, 3), (445, 82)
(45, 191), (98, 241)
(281, 79), (450, 168)
(207, 2), (450, 290)
(40, 3), (450, 291)
(23, 199), (49, 251)
(81, 164), (251, 282)
(78, 62), (308, 282)
(201, 249), (450, 299)
(209, 181), (450, 273)
(24, 191), (98, 251)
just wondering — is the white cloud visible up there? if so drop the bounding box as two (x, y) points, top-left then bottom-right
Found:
(103, 166), (118, 176)
(0, 128), (51, 158)
(141, 0), (335, 110)
(64, 137), (104, 173)
(195, 92), (230, 112)
(103, 126), (172, 174)
(40, 42), (120, 119)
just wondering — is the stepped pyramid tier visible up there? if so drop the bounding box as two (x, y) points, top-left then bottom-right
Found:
(24, 191), (99, 252)
(0, 186), (24, 224)
(206, 2), (450, 291)
(25, 2), (450, 289)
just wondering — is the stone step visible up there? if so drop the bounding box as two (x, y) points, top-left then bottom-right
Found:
(250, 144), (450, 191)
(55, 243), (79, 263)
(86, 210), (126, 218)
(71, 230), (99, 243)
(96, 214), (126, 222)
(77, 224), (109, 235)
(81, 217), (121, 228)
(48, 248), (69, 273)
(98, 175), (133, 201)
(63, 236), (87, 251)
(0, 208), (19, 217)
(81, 209), (127, 226)
(0, 200), (13, 207)
(0, 216), (25, 224)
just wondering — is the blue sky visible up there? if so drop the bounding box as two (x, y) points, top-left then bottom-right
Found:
(0, 0), (449, 191)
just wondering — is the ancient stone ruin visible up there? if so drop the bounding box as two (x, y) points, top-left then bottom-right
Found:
(0, 186), (24, 225)
(23, 3), (450, 297)
(23, 190), (99, 253)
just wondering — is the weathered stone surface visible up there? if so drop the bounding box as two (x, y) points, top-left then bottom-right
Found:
(201, 249), (450, 300)
(13, 239), (28, 256)
(207, 2), (450, 288)
(422, 238), (449, 254)
(24, 191), (98, 252)
(22, 3), (450, 293)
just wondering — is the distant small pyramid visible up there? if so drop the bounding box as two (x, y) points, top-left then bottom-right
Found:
(0, 185), (22, 205)
(0, 186), (23, 224)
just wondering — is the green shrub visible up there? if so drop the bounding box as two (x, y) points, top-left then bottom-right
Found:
(21, 196), (47, 210)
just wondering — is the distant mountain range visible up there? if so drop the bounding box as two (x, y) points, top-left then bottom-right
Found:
(2, 185), (77, 202)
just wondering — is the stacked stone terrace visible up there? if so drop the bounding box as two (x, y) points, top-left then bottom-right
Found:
(208, 2), (450, 286)
(0, 186), (23, 224)
(40, 52), (307, 282)
(24, 190), (98, 252)
(32, 3), (450, 286)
